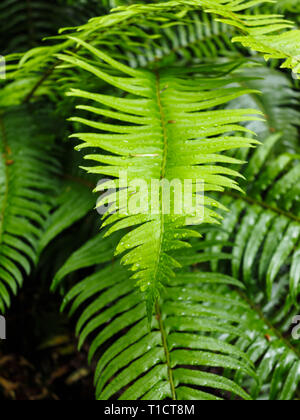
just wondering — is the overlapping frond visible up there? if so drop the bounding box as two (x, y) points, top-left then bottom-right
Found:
(58, 39), (262, 315)
(125, 11), (239, 69)
(78, 0), (300, 75)
(168, 234), (300, 400)
(210, 281), (300, 400)
(226, 66), (300, 150)
(6, 0), (300, 106)
(208, 131), (300, 302)
(53, 233), (255, 401)
(38, 180), (95, 254)
(0, 105), (60, 312)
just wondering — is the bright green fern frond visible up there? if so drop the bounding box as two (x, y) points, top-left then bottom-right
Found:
(58, 38), (262, 316)
(53, 233), (256, 401)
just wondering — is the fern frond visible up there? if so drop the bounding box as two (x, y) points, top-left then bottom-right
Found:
(207, 130), (300, 302)
(58, 39), (263, 316)
(53, 233), (255, 401)
(78, 0), (300, 76)
(7, 0), (300, 106)
(164, 236), (300, 400)
(38, 179), (95, 254)
(210, 281), (300, 400)
(226, 66), (300, 150)
(0, 105), (60, 312)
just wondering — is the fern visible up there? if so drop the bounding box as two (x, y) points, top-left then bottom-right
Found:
(53, 231), (300, 400)
(208, 136), (300, 298)
(225, 66), (300, 150)
(6, 0), (300, 107)
(0, 105), (60, 312)
(206, 67), (300, 301)
(0, 0), (106, 54)
(1, 0), (300, 402)
(124, 11), (241, 69)
(57, 39), (263, 316)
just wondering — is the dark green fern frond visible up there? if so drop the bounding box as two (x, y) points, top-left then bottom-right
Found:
(208, 281), (300, 400)
(207, 132), (300, 302)
(0, 105), (61, 312)
(165, 235), (300, 400)
(0, 0), (106, 54)
(53, 233), (256, 401)
(82, 0), (300, 75)
(124, 12), (240, 69)
(58, 39), (262, 316)
(38, 179), (95, 254)
(7, 0), (300, 107)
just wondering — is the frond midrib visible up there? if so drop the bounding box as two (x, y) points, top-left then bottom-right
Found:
(152, 70), (168, 293)
(155, 300), (176, 400)
(224, 190), (300, 224)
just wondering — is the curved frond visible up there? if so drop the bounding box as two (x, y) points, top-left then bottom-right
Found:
(216, 283), (300, 400)
(208, 130), (300, 301)
(226, 66), (300, 150)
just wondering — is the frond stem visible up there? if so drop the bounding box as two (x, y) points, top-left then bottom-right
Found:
(155, 300), (176, 400)
(155, 69), (168, 181)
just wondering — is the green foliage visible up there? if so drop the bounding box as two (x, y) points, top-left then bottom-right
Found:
(0, 106), (60, 311)
(206, 66), (300, 302)
(0, 0), (106, 54)
(0, 0), (299, 401)
(54, 233), (256, 400)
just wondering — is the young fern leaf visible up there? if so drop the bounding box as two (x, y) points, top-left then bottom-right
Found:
(53, 233), (256, 401)
(58, 37), (262, 318)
